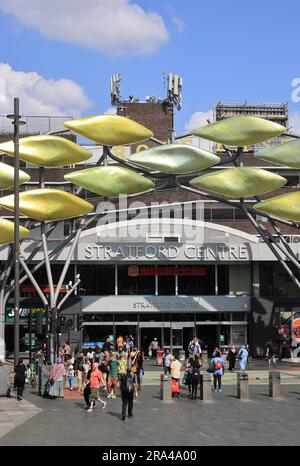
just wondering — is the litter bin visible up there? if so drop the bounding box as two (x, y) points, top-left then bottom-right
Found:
(157, 350), (164, 366)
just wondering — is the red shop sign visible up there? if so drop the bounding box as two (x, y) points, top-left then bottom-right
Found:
(128, 265), (207, 277)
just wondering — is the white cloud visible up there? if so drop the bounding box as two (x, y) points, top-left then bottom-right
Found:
(0, 63), (91, 117)
(185, 110), (214, 132)
(171, 14), (186, 33)
(104, 107), (117, 115)
(0, 0), (169, 56)
(185, 110), (214, 151)
(289, 112), (300, 135)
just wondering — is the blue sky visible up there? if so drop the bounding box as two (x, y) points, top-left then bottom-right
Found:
(0, 0), (300, 133)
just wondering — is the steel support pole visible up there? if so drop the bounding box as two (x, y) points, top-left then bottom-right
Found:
(13, 98), (20, 366)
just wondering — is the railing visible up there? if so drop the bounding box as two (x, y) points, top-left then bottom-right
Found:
(0, 115), (72, 134)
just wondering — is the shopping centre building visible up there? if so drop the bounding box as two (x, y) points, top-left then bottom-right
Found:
(1, 96), (300, 358)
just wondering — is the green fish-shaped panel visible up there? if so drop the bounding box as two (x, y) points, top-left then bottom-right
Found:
(254, 191), (300, 221)
(0, 189), (94, 221)
(255, 138), (300, 168)
(64, 114), (153, 146)
(191, 116), (286, 146)
(0, 218), (29, 244)
(128, 144), (220, 174)
(0, 135), (91, 167)
(0, 161), (30, 189)
(65, 166), (154, 197)
(190, 167), (286, 198)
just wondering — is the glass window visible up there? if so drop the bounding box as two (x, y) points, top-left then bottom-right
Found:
(83, 325), (113, 345)
(117, 265), (155, 295)
(231, 325), (247, 346)
(139, 313), (163, 322)
(114, 313), (138, 322)
(158, 276), (175, 295)
(78, 265), (115, 295)
(84, 314), (114, 322)
(196, 313), (219, 321)
(178, 265), (215, 295)
(218, 265), (229, 295)
(171, 313), (195, 322)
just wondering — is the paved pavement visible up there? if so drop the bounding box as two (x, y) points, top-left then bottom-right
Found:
(0, 359), (299, 446)
(0, 397), (41, 439)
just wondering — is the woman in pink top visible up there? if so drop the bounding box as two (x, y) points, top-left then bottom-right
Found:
(49, 358), (66, 398)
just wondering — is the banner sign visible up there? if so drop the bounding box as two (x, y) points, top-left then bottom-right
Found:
(5, 304), (46, 323)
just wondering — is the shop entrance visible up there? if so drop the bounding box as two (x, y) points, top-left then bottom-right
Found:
(115, 324), (138, 349)
(140, 327), (162, 355)
(196, 325), (218, 356)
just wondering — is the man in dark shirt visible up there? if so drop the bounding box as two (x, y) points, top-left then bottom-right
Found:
(120, 369), (135, 421)
(14, 359), (27, 401)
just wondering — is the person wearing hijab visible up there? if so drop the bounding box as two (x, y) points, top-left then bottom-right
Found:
(237, 345), (249, 372)
(49, 357), (66, 398)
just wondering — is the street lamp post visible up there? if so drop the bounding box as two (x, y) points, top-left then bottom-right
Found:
(7, 98), (25, 366)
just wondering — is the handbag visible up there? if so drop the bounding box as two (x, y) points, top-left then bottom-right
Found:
(50, 378), (55, 385)
(206, 366), (214, 373)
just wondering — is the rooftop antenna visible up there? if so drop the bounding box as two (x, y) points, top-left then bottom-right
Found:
(167, 73), (183, 111)
(110, 73), (121, 106)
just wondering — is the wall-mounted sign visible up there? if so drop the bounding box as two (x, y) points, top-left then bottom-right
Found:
(128, 265), (207, 277)
(5, 305), (46, 323)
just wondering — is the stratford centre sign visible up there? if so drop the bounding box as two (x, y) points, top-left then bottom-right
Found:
(82, 243), (250, 261)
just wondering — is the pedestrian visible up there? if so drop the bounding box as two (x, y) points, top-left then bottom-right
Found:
(87, 362), (107, 412)
(117, 335), (124, 349)
(237, 345), (249, 372)
(227, 346), (237, 372)
(148, 338), (159, 359)
(190, 356), (201, 400)
(86, 347), (95, 362)
(118, 353), (128, 381)
(49, 357), (66, 399)
(266, 341), (277, 367)
(107, 353), (119, 399)
(135, 349), (144, 391)
(162, 349), (172, 377)
(63, 341), (72, 362)
(102, 337), (113, 352)
(100, 353), (110, 383)
(121, 368), (135, 421)
(75, 352), (85, 392)
(183, 357), (193, 398)
(171, 355), (182, 398)
(67, 362), (75, 391)
(14, 359), (27, 401)
(210, 350), (224, 393)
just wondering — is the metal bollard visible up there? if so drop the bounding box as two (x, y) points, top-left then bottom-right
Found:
(200, 373), (212, 401)
(237, 372), (249, 400)
(269, 371), (281, 398)
(160, 373), (172, 402)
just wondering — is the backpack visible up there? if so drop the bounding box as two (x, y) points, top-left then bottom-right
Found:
(191, 367), (200, 382)
(214, 360), (222, 370)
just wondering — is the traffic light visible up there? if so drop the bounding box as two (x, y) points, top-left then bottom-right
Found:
(35, 311), (43, 335)
(58, 315), (66, 333)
